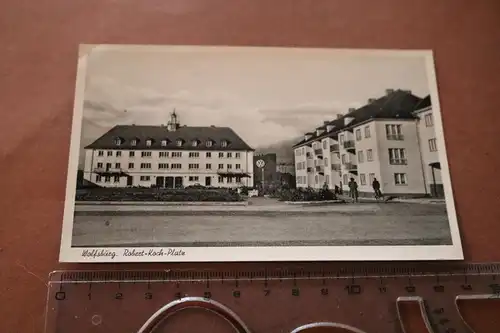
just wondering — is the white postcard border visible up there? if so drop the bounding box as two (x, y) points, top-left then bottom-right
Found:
(59, 45), (464, 263)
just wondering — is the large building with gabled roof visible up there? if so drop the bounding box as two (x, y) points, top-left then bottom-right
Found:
(293, 89), (444, 197)
(83, 111), (255, 188)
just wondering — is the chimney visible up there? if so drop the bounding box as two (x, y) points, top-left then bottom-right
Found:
(336, 114), (343, 119)
(348, 108), (356, 113)
(386, 89), (394, 95)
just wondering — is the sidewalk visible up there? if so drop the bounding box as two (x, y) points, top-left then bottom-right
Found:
(337, 195), (446, 205)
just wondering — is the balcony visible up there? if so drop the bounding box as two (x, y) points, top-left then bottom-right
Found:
(306, 152), (312, 159)
(94, 167), (128, 176)
(315, 165), (324, 175)
(307, 167), (313, 173)
(314, 148), (323, 156)
(387, 134), (404, 141)
(330, 144), (339, 152)
(389, 159), (408, 165)
(343, 162), (358, 172)
(331, 163), (341, 171)
(343, 140), (355, 151)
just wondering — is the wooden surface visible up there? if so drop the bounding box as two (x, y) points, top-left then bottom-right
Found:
(1, 0), (500, 332)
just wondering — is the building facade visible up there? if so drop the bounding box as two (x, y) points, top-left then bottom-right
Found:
(83, 112), (255, 189)
(293, 90), (444, 197)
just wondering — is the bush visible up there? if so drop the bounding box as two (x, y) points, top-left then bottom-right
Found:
(276, 186), (337, 202)
(75, 187), (243, 202)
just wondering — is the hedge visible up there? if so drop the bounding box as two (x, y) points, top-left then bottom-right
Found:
(276, 187), (337, 202)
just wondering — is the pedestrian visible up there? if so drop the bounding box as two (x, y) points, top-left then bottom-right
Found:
(348, 177), (359, 203)
(372, 177), (383, 199)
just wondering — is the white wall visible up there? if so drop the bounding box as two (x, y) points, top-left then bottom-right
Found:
(416, 108), (442, 193)
(374, 120), (426, 195)
(83, 149), (254, 188)
(352, 121), (382, 194)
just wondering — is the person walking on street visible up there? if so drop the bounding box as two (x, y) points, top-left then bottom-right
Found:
(372, 177), (383, 200)
(348, 177), (359, 203)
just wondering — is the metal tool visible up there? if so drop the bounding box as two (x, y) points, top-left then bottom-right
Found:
(44, 262), (500, 332)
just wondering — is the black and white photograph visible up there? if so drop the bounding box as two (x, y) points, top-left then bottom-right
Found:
(60, 45), (463, 262)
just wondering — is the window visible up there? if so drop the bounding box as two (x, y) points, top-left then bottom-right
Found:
(129, 151), (135, 157)
(301, 147), (305, 154)
(369, 173), (375, 184)
(218, 176), (224, 183)
(218, 164), (224, 169)
(388, 148), (407, 165)
(341, 154), (347, 164)
(161, 139), (168, 147)
(227, 176), (233, 183)
(104, 176), (111, 183)
(343, 174), (348, 184)
(97, 162), (103, 168)
(339, 135), (344, 145)
(424, 113), (433, 127)
(159, 152), (168, 158)
(355, 129), (362, 141)
(364, 126), (371, 138)
(206, 152), (212, 158)
(236, 176), (242, 183)
(141, 151), (152, 158)
(394, 173), (408, 185)
(367, 149), (373, 162)
(172, 152), (182, 158)
(106, 163), (112, 170)
(227, 152), (232, 158)
(107, 151), (113, 156)
(131, 139), (137, 146)
(176, 139), (183, 147)
(219, 152), (224, 158)
(189, 176), (199, 181)
(235, 164), (241, 169)
(385, 124), (403, 140)
(206, 163), (212, 170)
(189, 152), (200, 158)
(206, 140), (213, 147)
(159, 163), (168, 169)
(428, 138), (437, 152)
(115, 163), (120, 169)
(140, 163), (151, 169)
(98, 150), (104, 156)
(114, 176), (120, 183)
(221, 140), (228, 147)
(323, 141), (327, 149)
(188, 164), (199, 170)
(357, 151), (364, 163)
(128, 163), (134, 169)
(171, 163), (182, 169)
(114, 138), (123, 146)
(116, 151), (122, 157)
(360, 174), (366, 185)
(140, 176), (150, 181)
(96, 175), (102, 182)
(235, 152), (241, 158)
(227, 164), (232, 169)
(192, 140), (199, 147)
(146, 139), (152, 147)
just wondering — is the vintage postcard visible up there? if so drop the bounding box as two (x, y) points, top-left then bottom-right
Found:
(59, 44), (463, 262)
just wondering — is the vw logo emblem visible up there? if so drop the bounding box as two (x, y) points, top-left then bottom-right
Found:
(256, 159), (266, 168)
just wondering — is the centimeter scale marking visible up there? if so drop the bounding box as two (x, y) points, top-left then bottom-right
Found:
(45, 263), (500, 333)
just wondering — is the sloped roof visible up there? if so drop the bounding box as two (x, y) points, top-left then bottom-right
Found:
(85, 125), (254, 151)
(292, 90), (428, 148)
(414, 94), (431, 111)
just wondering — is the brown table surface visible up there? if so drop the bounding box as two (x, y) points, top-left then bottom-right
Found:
(1, 0), (500, 332)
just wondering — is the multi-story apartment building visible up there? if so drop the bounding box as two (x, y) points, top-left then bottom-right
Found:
(293, 89), (444, 197)
(83, 112), (255, 188)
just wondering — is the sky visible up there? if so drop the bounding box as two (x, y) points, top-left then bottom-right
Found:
(79, 45), (431, 154)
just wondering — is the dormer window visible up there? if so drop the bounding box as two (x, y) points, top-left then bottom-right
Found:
(176, 139), (183, 147)
(161, 139), (168, 147)
(191, 140), (199, 147)
(114, 137), (123, 146)
(221, 140), (228, 148)
(146, 139), (153, 147)
(131, 139), (137, 146)
(205, 140), (213, 147)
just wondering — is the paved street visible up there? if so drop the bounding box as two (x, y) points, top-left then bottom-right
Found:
(71, 197), (453, 247)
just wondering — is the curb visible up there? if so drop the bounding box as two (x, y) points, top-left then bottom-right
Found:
(75, 201), (249, 206)
(283, 200), (345, 205)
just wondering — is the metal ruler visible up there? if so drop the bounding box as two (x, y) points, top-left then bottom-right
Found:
(44, 262), (500, 333)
